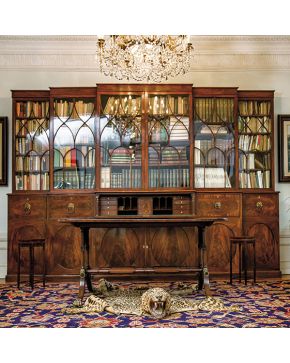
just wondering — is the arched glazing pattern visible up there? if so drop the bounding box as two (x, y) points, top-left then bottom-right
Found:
(53, 98), (95, 189)
(15, 101), (50, 190)
(148, 94), (190, 188)
(194, 97), (235, 188)
(238, 100), (272, 188)
(100, 95), (142, 188)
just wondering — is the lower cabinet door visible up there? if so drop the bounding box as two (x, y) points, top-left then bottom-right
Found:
(146, 227), (198, 268)
(91, 227), (144, 269)
(244, 219), (280, 271)
(205, 219), (242, 273)
(8, 220), (46, 276)
(47, 222), (82, 275)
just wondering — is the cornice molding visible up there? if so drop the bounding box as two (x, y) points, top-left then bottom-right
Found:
(1, 35), (290, 72)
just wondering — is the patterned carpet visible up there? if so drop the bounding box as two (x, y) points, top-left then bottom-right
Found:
(0, 280), (289, 328)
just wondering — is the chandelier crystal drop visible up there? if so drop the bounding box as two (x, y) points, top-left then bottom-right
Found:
(96, 35), (193, 82)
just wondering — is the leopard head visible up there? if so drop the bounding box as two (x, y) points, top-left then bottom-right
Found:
(141, 288), (171, 319)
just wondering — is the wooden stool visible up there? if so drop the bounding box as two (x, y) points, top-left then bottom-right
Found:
(17, 239), (46, 289)
(230, 236), (256, 285)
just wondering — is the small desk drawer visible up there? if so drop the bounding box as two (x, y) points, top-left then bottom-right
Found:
(48, 195), (95, 218)
(196, 193), (241, 217)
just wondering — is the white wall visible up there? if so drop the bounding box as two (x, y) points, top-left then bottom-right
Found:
(0, 68), (290, 277)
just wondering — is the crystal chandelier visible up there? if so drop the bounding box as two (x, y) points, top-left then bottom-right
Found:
(96, 35), (193, 82)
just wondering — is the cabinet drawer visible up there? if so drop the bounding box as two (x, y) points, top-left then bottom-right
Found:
(196, 193), (241, 217)
(8, 195), (47, 219)
(48, 195), (95, 218)
(243, 194), (278, 217)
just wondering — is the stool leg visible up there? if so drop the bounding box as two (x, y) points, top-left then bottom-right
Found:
(230, 241), (233, 284)
(238, 242), (242, 283)
(29, 245), (34, 290)
(243, 241), (247, 285)
(42, 243), (45, 288)
(253, 242), (256, 283)
(17, 244), (21, 289)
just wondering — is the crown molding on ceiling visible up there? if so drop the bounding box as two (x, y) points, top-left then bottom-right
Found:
(1, 35), (290, 72)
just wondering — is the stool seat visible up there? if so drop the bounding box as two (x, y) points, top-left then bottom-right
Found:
(230, 236), (256, 285)
(17, 238), (46, 290)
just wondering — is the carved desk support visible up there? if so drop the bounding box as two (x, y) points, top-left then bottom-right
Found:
(60, 216), (226, 302)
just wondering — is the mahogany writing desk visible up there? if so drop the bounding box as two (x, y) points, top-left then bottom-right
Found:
(60, 216), (226, 302)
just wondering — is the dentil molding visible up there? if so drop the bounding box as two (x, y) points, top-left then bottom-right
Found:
(1, 35), (290, 72)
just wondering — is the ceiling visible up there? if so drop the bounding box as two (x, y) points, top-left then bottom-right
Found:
(0, 35), (290, 72)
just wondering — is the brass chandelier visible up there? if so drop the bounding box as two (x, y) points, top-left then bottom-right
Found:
(96, 35), (193, 82)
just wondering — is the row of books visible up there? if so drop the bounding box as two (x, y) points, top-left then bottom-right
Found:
(16, 101), (49, 118)
(194, 98), (234, 123)
(238, 116), (271, 133)
(54, 100), (94, 118)
(239, 153), (271, 170)
(101, 147), (140, 165)
(16, 119), (49, 136)
(101, 167), (141, 188)
(149, 168), (190, 188)
(102, 96), (142, 115)
(148, 147), (188, 164)
(194, 140), (234, 164)
(54, 170), (95, 189)
(15, 173), (49, 191)
(54, 147), (95, 168)
(148, 95), (189, 115)
(239, 101), (271, 116)
(199, 124), (230, 134)
(16, 138), (49, 155)
(239, 170), (271, 188)
(194, 167), (232, 188)
(16, 155), (49, 172)
(239, 134), (271, 152)
(149, 117), (189, 142)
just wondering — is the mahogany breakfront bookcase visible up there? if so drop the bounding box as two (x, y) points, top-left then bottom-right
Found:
(7, 84), (280, 281)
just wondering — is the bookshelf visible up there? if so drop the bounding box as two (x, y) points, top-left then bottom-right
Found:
(238, 92), (273, 189)
(148, 94), (190, 188)
(52, 89), (96, 190)
(193, 89), (236, 189)
(8, 86), (280, 281)
(13, 92), (50, 191)
(100, 94), (142, 189)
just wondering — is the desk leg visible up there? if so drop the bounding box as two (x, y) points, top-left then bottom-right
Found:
(78, 227), (93, 303)
(197, 225), (211, 297)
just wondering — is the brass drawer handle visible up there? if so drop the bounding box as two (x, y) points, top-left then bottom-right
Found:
(256, 201), (263, 209)
(67, 202), (75, 213)
(24, 200), (31, 214)
(214, 202), (222, 209)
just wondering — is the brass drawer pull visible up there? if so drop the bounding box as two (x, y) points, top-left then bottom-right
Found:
(67, 202), (75, 213)
(256, 201), (263, 209)
(24, 200), (31, 214)
(214, 202), (222, 209)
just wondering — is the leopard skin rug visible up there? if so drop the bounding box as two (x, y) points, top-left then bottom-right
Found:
(64, 279), (240, 318)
